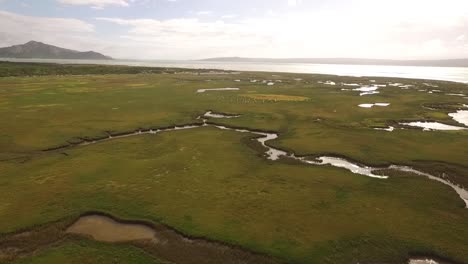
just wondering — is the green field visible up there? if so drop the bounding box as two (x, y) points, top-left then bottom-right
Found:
(5, 239), (164, 264)
(0, 62), (467, 264)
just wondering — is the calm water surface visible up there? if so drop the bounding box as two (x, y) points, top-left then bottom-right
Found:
(3, 58), (468, 83)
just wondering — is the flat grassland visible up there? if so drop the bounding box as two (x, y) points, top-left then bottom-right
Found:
(0, 62), (467, 264)
(8, 239), (164, 264)
(240, 94), (310, 101)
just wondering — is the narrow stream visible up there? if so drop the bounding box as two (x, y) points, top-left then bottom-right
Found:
(408, 259), (438, 264)
(47, 111), (468, 208)
(204, 111), (240, 119)
(408, 258), (455, 264)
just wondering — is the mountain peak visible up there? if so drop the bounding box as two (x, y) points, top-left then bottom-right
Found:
(0, 41), (112, 60)
(25, 40), (42, 45)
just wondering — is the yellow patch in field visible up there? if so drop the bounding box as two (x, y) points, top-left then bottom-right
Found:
(21, 104), (64, 109)
(62, 87), (99, 93)
(0, 202), (10, 214)
(21, 88), (46, 92)
(31, 174), (57, 184)
(127, 83), (148, 87)
(106, 180), (128, 189)
(240, 94), (309, 102)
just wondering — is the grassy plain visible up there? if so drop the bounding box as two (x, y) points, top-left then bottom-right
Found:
(0, 62), (468, 263)
(4, 239), (164, 264)
(240, 93), (310, 101)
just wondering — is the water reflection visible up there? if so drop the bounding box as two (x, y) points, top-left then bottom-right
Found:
(5, 58), (468, 83)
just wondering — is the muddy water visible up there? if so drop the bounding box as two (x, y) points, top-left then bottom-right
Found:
(374, 126), (395, 132)
(409, 259), (439, 264)
(401, 122), (466, 131)
(254, 132), (287, 160)
(317, 157), (388, 179)
(66, 215), (157, 242)
(389, 108), (468, 131)
(204, 111), (240, 119)
(353, 85), (381, 96)
(449, 110), (468, 126)
(66, 214), (279, 264)
(197, 88), (239, 93)
(46, 111), (468, 208)
(408, 258), (457, 264)
(358, 103), (390, 108)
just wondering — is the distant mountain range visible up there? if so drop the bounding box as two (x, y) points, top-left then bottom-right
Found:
(201, 57), (468, 67)
(0, 41), (112, 60)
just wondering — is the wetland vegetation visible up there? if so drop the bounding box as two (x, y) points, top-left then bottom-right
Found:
(0, 62), (468, 264)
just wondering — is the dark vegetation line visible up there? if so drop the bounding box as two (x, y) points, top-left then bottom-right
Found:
(0, 61), (232, 77)
(0, 61), (172, 77)
(1, 211), (462, 264)
(41, 118), (279, 152)
(0, 211), (282, 264)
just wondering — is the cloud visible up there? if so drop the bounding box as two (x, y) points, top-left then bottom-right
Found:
(196, 11), (212, 16)
(221, 14), (238, 19)
(95, 17), (271, 59)
(3, 0), (468, 60)
(0, 10), (107, 53)
(57, 0), (130, 9)
(0, 10), (94, 34)
(96, 0), (468, 60)
(287, 0), (302, 7)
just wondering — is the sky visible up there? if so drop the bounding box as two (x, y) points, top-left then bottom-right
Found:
(0, 0), (467, 60)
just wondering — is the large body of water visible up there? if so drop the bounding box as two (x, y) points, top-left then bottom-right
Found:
(3, 58), (468, 83)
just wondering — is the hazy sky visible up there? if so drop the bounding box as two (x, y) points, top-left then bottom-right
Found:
(0, 0), (467, 60)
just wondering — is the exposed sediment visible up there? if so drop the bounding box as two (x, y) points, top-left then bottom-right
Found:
(0, 212), (281, 264)
(0, 212), (461, 264)
(67, 213), (281, 264)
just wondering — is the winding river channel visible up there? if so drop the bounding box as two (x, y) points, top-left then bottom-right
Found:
(47, 111), (468, 208)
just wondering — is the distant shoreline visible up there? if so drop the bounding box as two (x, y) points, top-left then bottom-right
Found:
(2, 58), (468, 83)
(201, 57), (468, 68)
